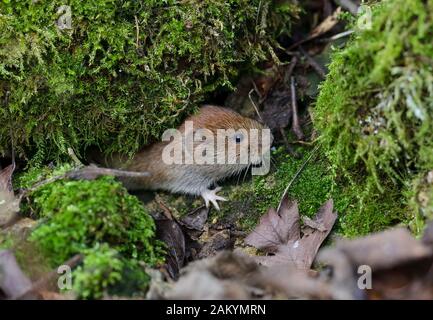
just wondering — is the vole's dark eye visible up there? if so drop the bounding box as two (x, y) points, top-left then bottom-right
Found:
(234, 133), (243, 144)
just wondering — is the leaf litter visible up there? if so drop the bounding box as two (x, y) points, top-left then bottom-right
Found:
(245, 196), (337, 269)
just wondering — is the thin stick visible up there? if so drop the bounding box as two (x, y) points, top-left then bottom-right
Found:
(276, 144), (320, 213)
(290, 77), (304, 140)
(4, 91), (15, 172)
(319, 30), (354, 42)
(248, 89), (264, 122)
(299, 47), (326, 80)
(134, 15), (140, 48)
(21, 166), (151, 196)
(284, 56), (298, 85)
(251, 78), (264, 104)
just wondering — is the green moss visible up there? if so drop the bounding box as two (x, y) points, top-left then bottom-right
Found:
(0, 0), (299, 165)
(28, 176), (163, 265)
(72, 244), (124, 299)
(14, 163), (74, 189)
(12, 175), (164, 298)
(214, 146), (349, 232)
(338, 181), (409, 237)
(72, 243), (150, 299)
(314, 0), (433, 235)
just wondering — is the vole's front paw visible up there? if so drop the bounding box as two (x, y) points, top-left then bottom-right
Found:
(201, 187), (227, 211)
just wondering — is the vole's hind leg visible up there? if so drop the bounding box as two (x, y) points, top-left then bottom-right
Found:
(201, 186), (227, 211)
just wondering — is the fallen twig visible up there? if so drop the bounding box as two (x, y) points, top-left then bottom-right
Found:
(248, 89), (264, 123)
(290, 76), (305, 140)
(22, 165), (151, 197)
(299, 47), (326, 80)
(287, 7), (341, 51)
(318, 29), (354, 43)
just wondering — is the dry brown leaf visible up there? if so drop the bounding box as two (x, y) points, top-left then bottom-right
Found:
(319, 227), (433, 271)
(244, 196), (299, 252)
(0, 250), (34, 299)
(166, 251), (331, 300)
(155, 218), (186, 279)
(246, 198), (337, 269)
(197, 229), (232, 259)
(317, 227), (433, 299)
(178, 206), (208, 233)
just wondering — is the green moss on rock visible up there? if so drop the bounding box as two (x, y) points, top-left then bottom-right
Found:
(0, 0), (299, 165)
(314, 0), (433, 235)
(17, 175), (164, 298)
(72, 243), (151, 299)
(29, 176), (163, 265)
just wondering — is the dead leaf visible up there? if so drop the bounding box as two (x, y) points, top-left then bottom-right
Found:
(197, 229), (232, 259)
(317, 227), (433, 300)
(245, 196), (299, 252)
(319, 227), (432, 271)
(155, 218), (186, 279)
(167, 251), (259, 299)
(166, 251), (331, 300)
(252, 264), (332, 299)
(178, 206), (209, 234)
(16, 254), (82, 300)
(252, 66), (280, 99)
(0, 250), (34, 299)
(246, 198), (337, 269)
(261, 94), (292, 131)
(167, 268), (250, 300)
(145, 268), (173, 300)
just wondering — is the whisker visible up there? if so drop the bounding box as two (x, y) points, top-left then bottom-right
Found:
(236, 165), (243, 186)
(242, 163), (252, 184)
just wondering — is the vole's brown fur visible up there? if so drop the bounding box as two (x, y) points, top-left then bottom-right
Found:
(93, 105), (270, 209)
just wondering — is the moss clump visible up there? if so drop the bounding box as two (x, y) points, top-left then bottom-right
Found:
(29, 176), (163, 264)
(72, 243), (150, 299)
(22, 175), (164, 298)
(314, 0), (433, 235)
(72, 244), (124, 299)
(0, 0), (299, 165)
